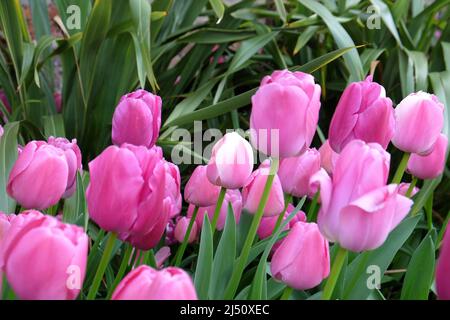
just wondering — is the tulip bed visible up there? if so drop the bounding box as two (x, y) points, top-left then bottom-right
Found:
(0, 0), (449, 301)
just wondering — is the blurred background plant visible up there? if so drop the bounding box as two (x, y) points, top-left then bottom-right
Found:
(0, 0), (449, 300)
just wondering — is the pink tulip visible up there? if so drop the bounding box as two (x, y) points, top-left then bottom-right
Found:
(163, 161), (182, 218)
(154, 246), (171, 269)
(278, 148), (321, 197)
(187, 189), (242, 231)
(257, 204), (306, 240)
(174, 217), (198, 244)
(398, 183), (419, 197)
(271, 221), (330, 290)
(0, 212), (15, 295)
(112, 265), (197, 300)
(184, 165), (221, 207)
(48, 137), (82, 198)
(0, 210), (88, 300)
(392, 92), (444, 155)
(318, 140), (339, 175)
(206, 132), (254, 189)
(310, 140), (413, 251)
(407, 134), (448, 180)
(54, 92), (62, 113)
(242, 160), (285, 216)
(7, 141), (69, 209)
(250, 70), (321, 158)
(436, 225), (450, 300)
(329, 76), (394, 152)
(112, 89), (162, 148)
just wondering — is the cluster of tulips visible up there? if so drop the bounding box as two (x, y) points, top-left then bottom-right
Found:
(0, 69), (449, 300)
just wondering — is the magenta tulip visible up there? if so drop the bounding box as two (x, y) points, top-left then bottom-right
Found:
(112, 265), (197, 300)
(206, 132), (254, 189)
(278, 148), (321, 197)
(0, 210), (88, 300)
(436, 225), (450, 300)
(7, 141), (69, 209)
(174, 217), (198, 244)
(184, 165), (221, 207)
(54, 92), (62, 113)
(318, 140), (339, 175)
(250, 70), (321, 158)
(329, 76), (394, 152)
(407, 133), (448, 179)
(392, 92), (444, 155)
(271, 221), (330, 290)
(112, 89), (162, 148)
(243, 160), (285, 216)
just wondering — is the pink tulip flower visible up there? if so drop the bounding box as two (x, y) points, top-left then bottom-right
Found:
(318, 140), (339, 175)
(184, 165), (221, 207)
(174, 217), (198, 244)
(436, 225), (450, 300)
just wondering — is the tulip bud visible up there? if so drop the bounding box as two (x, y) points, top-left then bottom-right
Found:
(155, 246), (171, 269)
(407, 134), (448, 180)
(7, 141), (69, 209)
(0, 210), (88, 300)
(436, 225), (450, 300)
(278, 148), (321, 198)
(318, 140), (339, 175)
(206, 132), (254, 189)
(329, 76), (394, 152)
(398, 182), (419, 197)
(392, 92), (444, 155)
(250, 70), (321, 158)
(54, 92), (62, 113)
(271, 221), (330, 290)
(112, 265), (198, 300)
(184, 165), (221, 207)
(242, 160), (285, 216)
(174, 217), (198, 244)
(112, 89), (162, 148)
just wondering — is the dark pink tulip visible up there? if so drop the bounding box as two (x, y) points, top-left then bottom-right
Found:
(250, 70), (321, 158)
(163, 161), (182, 218)
(243, 160), (285, 216)
(407, 134), (448, 180)
(7, 141), (69, 209)
(318, 140), (339, 175)
(271, 221), (330, 290)
(206, 132), (254, 189)
(112, 89), (162, 148)
(278, 148), (321, 197)
(184, 165), (221, 207)
(0, 210), (88, 300)
(436, 225), (450, 300)
(54, 92), (62, 113)
(329, 76), (394, 152)
(310, 140), (413, 251)
(174, 217), (198, 244)
(392, 92), (444, 155)
(112, 265), (198, 300)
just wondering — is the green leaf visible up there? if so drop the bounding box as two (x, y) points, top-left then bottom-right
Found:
(406, 50), (428, 92)
(293, 26), (319, 55)
(194, 214), (214, 299)
(0, 122), (20, 213)
(63, 171), (87, 228)
(370, 0), (403, 46)
(274, 0), (287, 23)
(43, 114), (66, 138)
(177, 28), (255, 44)
(209, 0), (225, 23)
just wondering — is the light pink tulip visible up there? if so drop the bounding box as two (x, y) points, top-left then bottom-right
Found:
(278, 148), (321, 197)
(112, 89), (162, 148)
(310, 140), (413, 251)
(436, 225), (450, 300)
(207, 132), (254, 189)
(392, 92), (445, 155)
(112, 265), (197, 300)
(318, 140), (339, 175)
(184, 165), (221, 207)
(257, 204), (306, 240)
(250, 70), (321, 158)
(174, 217), (198, 244)
(271, 221), (330, 290)
(329, 76), (394, 152)
(242, 160), (285, 216)
(0, 210), (88, 300)
(407, 134), (448, 179)
(7, 141), (69, 209)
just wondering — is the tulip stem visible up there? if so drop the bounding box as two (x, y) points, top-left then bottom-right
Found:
(106, 243), (133, 300)
(392, 153), (411, 184)
(273, 194), (292, 233)
(224, 157), (279, 299)
(174, 206), (199, 267)
(322, 245), (348, 300)
(211, 187), (227, 234)
(87, 232), (117, 300)
(307, 190), (320, 222)
(280, 286), (293, 300)
(406, 176), (418, 198)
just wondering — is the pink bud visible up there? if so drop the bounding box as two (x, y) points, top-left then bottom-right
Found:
(242, 160), (285, 216)
(318, 140), (339, 175)
(397, 183), (420, 197)
(329, 76), (394, 152)
(174, 217), (198, 244)
(206, 132), (254, 189)
(184, 165), (221, 207)
(271, 221), (330, 290)
(392, 92), (445, 155)
(250, 70), (321, 158)
(0, 210), (88, 300)
(407, 134), (448, 179)
(112, 89), (162, 148)
(155, 246), (171, 269)
(436, 226), (450, 300)
(112, 266), (198, 300)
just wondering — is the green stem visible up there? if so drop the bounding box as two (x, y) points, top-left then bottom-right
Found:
(106, 243), (133, 300)
(280, 286), (293, 300)
(146, 249), (157, 268)
(391, 153), (411, 184)
(224, 158), (280, 299)
(87, 232), (117, 300)
(405, 176), (418, 198)
(424, 193), (433, 229)
(273, 194), (292, 233)
(174, 206), (199, 267)
(322, 245), (348, 300)
(211, 187), (227, 234)
(307, 190), (320, 222)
